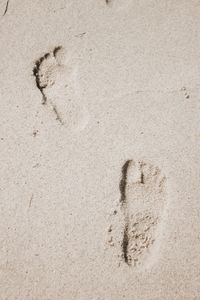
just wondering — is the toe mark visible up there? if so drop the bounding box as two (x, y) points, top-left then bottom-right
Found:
(53, 46), (63, 58)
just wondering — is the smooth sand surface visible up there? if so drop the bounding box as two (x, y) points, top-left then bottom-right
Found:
(0, 0), (200, 299)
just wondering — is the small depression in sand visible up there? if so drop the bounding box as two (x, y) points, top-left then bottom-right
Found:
(107, 160), (167, 269)
(33, 46), (89, 131)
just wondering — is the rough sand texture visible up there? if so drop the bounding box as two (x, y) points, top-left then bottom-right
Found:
(0, 0), (200, 299)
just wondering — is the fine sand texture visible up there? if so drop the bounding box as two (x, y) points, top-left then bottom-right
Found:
(0, 0), (200, 299)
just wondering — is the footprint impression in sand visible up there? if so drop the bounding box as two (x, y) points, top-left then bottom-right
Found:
(33, 46), (88, 130)
(107, 160), (166, 268)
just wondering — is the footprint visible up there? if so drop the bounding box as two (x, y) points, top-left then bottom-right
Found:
(33, 46), (89, 130)
(107, 160), (166, 268)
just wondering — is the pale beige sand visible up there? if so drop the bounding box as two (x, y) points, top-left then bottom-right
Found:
(0, 0), (200, 299)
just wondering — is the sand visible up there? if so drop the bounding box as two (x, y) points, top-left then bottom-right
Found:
(0, 0), (200, 299)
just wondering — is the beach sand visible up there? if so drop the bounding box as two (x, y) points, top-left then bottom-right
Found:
(0, 0), (200, 299)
